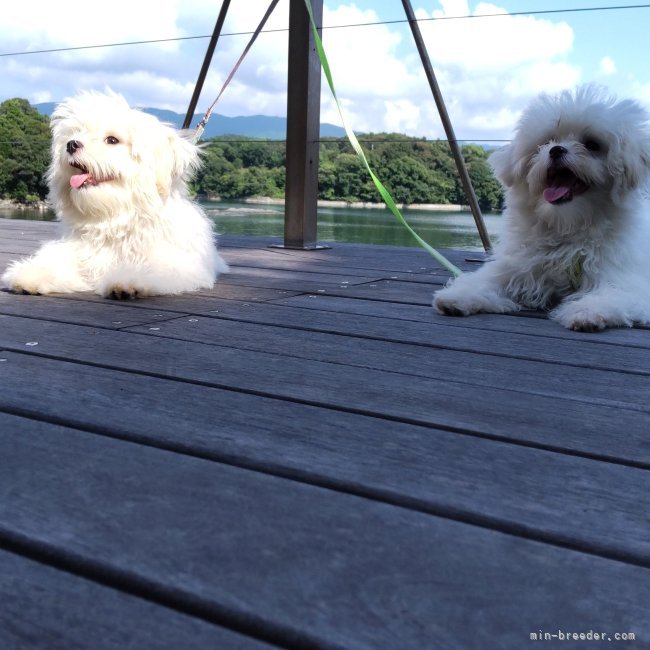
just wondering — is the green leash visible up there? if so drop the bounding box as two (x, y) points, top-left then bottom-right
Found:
(302, 0), (462, 277)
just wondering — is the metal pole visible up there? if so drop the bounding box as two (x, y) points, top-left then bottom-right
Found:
(401, 0), (492, 253)
(183, 0), (232, 130)
(277, 0), (328, 250)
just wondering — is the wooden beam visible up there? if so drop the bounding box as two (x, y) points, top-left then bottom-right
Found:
(281, 0), (326, 250)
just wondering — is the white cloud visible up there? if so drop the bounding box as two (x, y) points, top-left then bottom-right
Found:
(599, 56), (617, 76)
(423, 1), (574, 68)
(383, 100), (423, 134)
(0, 0), (290, 113)
(316, 5), (426, 134)
(303, 0), (582, 140)
(631, 80), (650, 105)
(322, 6), (415, 98)
(1, 0), (182, 54)
(2, 0), (646, 142)
(503, 61), (581, 96)
(403, 1), (581, 139)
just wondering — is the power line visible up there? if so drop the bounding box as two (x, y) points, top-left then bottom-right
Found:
(1, 3), (649, 58)
(324, 3), (650, 31)
(0, 35), (213, 58)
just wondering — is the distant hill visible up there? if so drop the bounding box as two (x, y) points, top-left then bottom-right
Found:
(34, 103), (346, 140)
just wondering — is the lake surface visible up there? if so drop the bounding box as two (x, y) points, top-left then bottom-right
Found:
(1, 200), (501, 251)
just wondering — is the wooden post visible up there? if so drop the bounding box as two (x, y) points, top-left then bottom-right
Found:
(278, 0), (328, 250)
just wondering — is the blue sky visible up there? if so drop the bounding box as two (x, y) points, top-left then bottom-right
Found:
(1, 1), (649, 141)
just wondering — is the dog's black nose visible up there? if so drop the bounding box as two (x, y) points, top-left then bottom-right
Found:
(549, 145), (567, 159)
(66, 140), (82, 155)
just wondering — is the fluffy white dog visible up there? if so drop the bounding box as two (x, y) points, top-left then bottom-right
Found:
(2, 90), (228, 298)
(434, 85), (650, 331)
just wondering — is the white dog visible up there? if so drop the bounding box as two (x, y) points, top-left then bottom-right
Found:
(434, 85), (650, 331)
(2, 90), (228, 298)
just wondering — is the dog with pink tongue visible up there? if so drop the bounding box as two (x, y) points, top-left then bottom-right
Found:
(434, 85), (650, 331)
(2, 90), (228, 298)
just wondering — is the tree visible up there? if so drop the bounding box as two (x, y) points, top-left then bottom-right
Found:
(0, 98), (51, 202)
(195, 133), (504, 209)
(0, 99), (504, 210)
(195, 138), (285, 199)
(380, 155), (451, 204)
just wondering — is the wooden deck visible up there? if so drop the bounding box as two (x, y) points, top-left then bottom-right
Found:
(0, 217), (649, 649)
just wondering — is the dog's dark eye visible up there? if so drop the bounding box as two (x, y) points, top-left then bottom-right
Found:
(584, 139), (601, 152)
(105, 136), (120, 145)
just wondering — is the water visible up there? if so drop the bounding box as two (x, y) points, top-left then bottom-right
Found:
(0, 200), (501, 250)
(202, 201), (501, 250)
(0, 207), (57, 222)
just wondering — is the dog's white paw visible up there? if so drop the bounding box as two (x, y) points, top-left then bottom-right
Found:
(2, 249), (91, 295)
(97, 270), (149, 300)
(561, 311), (607, 332)
(433, 293), (476, 316)
(101, 283), (143, 300)
(433, 287), (518, 317)
(551, 302), (632, 332)
(2, 261), (49, 295)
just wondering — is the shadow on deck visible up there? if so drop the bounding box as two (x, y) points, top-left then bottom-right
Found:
(0, 218), (648, 649)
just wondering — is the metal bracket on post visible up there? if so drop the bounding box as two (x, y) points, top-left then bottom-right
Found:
(271, 0), (330, 251)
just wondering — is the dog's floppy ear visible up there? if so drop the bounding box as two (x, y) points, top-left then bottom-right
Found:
(152, 130), (201, 198)
(167, 131), (200, 189)
(605, 97), (650, 195)
(613, 143), (650, 194)
(130, 111), (201, 198)
(489, 145), (516, 187)
(607, 136), (650, 197)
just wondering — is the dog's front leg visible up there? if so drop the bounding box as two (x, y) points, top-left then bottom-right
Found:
(1, 241), (90, 295)
(550, 284), (650, 331)
(97, 268), (148, 300)
(433, 261), (519, 316)
(96, 255), (218, 300)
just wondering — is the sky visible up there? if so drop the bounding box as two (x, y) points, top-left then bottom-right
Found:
(2, 0), (649, 142)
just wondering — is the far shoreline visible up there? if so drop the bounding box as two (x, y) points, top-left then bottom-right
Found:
(201, 195), (472, 212)
(1, 195), (478, 214)
(0, 198), (49, 211)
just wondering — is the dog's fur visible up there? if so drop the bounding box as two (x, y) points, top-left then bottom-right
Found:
(434, 85), (650, 331)
(2, 90), (227, 298)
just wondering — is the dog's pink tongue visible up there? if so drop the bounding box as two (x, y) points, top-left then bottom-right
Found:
(543, 185), (570, 203)
(70, 173), (90, 189)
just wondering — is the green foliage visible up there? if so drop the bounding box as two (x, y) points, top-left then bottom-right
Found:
(195, 136), (286, 199)
(197, 133), (503, 210)
(0, 98), (51, 203)
(0, 101), (504, 211)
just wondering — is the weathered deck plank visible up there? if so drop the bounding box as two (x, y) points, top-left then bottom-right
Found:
(5, 291), (649, 371)
(273, 293), (650, 346)
(0, 549), (274, 650)
(2, 360), (650, 565)
(0, 218), (648, 649)
(2, 417), (649, 650)
(2, 317), (649, 464)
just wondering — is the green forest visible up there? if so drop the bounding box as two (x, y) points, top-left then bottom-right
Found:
(0, 98), (51, 203)
(0, 98), (504, 211)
